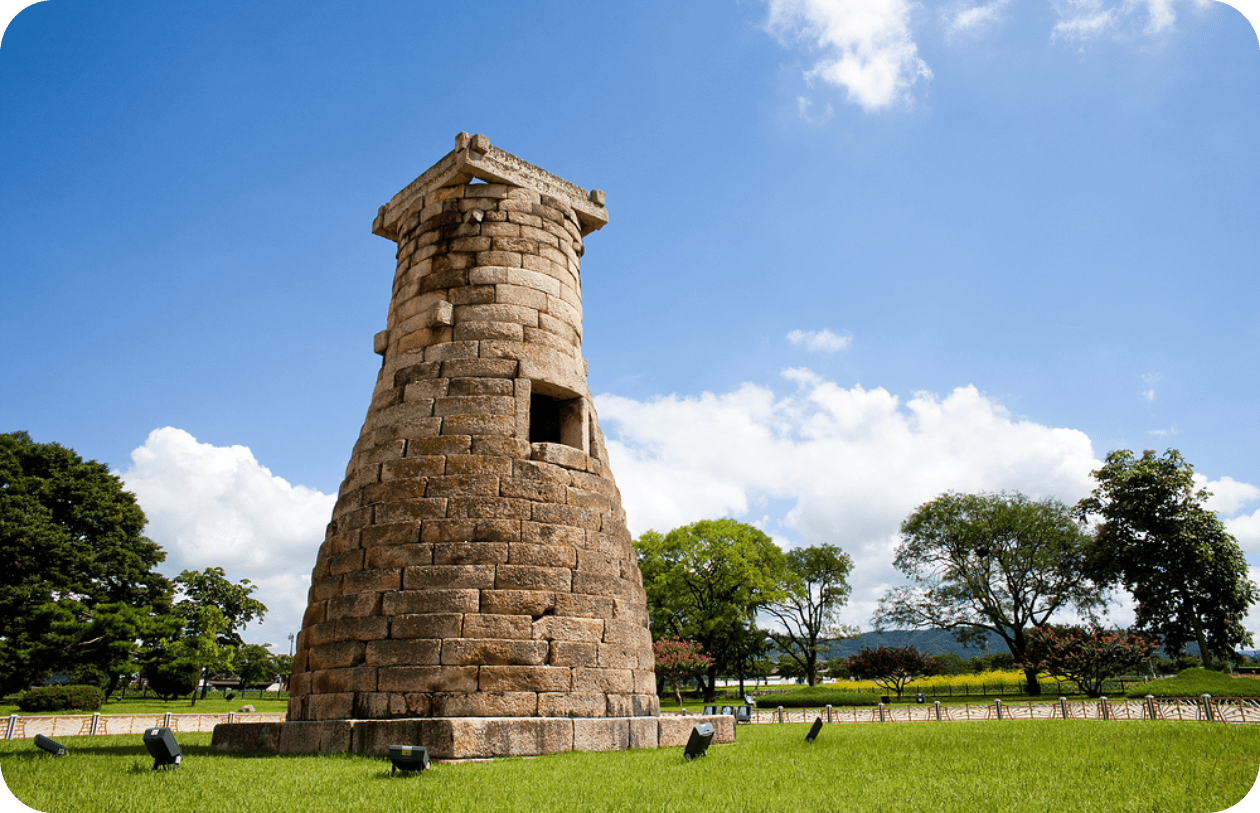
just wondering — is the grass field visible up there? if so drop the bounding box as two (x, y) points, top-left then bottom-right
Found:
(2, 720), (1257, 813)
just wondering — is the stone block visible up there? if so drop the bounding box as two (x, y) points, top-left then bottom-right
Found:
(440, 358), (519, 378)
(441, 414), (516, 436)
(435, 395), (516, 417)
(448, 377), (514, 397)
(479, 589), (556, 616)
(360, 521), (422, 548)
(432, 540), (509, 565)
(572, 667), (633, 694)
(278, 720), (353, 753)
(521, 521), (585, 547)
(499, 476), (568, 502)
(447, 495), (532, 520)
(480, 665), (573, 692)
(305, 693), (356, 723)
(441, 638), (549, 666)
(553, 592), (615, 620)
(403, 564), (496, 590)
(453, 320), (525, 342)
(537, 692), (606, 718)
(342, 568), (403, 594)
(572, 718), (627, 752)
(350, 719), (429, 756)
(453, 717), (573, 758)
(629, 716), (659, 749)
(382, 588), (480, 615)
(335, 616), (390, 641)
(462, 613), (532, 639)
(445, 454), (513, 477)
(365, 638), (441, 667)
(508, 542), (577, 568)
(374, 498), (449, 524)
(531, 502), (598, 530)
(470, 436), (531, 458)
(548, 641), (599, 667)
(210, 723), (282, 752)
(365, 543), (434, 570)
(391, 612), (463, 639)
(431, 691), (538, 717)
(495, 564), (573, 592)
(312, 666), (378, 694)
(377, 665), (478, 693)
(533, 615), (603, 643)
(407, 435), (472, 456)
(308, 641), (366, 671)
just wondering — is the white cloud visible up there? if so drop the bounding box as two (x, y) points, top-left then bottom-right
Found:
(1050, 0), (1180, 42)
(597, 369), (1101, 629)
(1197, 473), (1260, 516)
(946, 0), (1013, 36)
(119, 427), (335, 650)
(787, 328), (852, 352)
(765, 0), (933, 110)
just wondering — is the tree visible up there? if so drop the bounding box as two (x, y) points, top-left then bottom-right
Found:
(637, 519), (789, 701)
(147, 568), (267, 705)
(235, 644), (278, 695)
(652, 638), (714, 707)
(0, 431), (172, 694)
(1021, 625), (1158, 698)
(764, 544), (858, 687)
(1077, 449), (1258, 670)
(873, 491), (1107, 695)
(844, 646), (944, 699)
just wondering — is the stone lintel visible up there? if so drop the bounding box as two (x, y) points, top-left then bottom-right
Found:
(373, 132), (609, 242)
(210, 715), (734, 760)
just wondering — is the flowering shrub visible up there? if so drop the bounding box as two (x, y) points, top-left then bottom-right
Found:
(653, 638), (714, 707)
(1022, 625), (1158, 697)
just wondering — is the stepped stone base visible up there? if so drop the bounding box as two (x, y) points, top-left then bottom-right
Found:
(210, 715), (734, 760)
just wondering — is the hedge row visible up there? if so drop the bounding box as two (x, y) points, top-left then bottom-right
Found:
(17, 684), (106, 712)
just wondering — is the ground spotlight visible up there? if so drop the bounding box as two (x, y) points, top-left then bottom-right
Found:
(142, 727), (182, 770)
(388, 744), (430, 774)
(34, 735), (67, 756)
(684, 723), (714, 760)
(805, 717), (823, 743)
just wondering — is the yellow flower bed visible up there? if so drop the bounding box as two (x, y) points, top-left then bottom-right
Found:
(828, 669), (1051, 694)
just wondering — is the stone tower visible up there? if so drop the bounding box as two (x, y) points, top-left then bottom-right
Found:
(282, 133), (663, 755)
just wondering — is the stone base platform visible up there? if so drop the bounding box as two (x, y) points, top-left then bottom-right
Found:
(210, 715), (734, 760)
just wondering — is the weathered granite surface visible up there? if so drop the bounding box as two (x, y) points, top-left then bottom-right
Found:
(284, 133), (658, 735)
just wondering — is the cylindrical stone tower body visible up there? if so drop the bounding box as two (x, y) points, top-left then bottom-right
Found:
(287, 133), (658, 727)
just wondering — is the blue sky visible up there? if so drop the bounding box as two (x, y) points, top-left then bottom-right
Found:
(2, 0), (1259, 653)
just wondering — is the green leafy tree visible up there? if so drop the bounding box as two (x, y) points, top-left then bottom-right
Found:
(844, 645), (944, 699)
(0, 431), (172, 694)
(873, 491), (1107, 695)
(637, 519), (789, 701)
(764, 544), (857, 687)
(1021, 625), (1158, 698)
(653, 638), (714, 707)
(148, 568), (267, 705)
(1077, 449), (1258, 670)
(235, 643), (278, 695)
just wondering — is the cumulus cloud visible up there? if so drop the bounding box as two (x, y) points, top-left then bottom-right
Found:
(119, 427), (335, 649)
(596, 368), (1101, 628)
(765, 0), (933, 111)
(787, 328), (852, 352)
(1141, 372), (1160, 401)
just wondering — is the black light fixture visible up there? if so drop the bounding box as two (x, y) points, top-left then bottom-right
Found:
(142, 727), (182, 770)
(684, 723), (714, 760)
(34, 735), (67, 756)
(805, 716), (823, 743)
(388, 745), (430, 774)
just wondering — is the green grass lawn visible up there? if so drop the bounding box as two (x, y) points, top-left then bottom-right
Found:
(3, 720), (1257, 813)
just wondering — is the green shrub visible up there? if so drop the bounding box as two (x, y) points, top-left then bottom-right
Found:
(755, 686), (875, 708)
(144, 663), (199, 700)
(1125, 667), (1260, 698)
(17, 684), (105, 712)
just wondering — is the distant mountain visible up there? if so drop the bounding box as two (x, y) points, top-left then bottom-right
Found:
(773, 629), (1010, 662)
